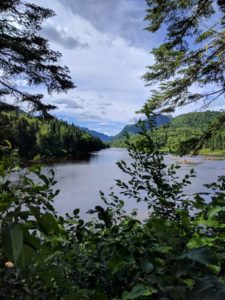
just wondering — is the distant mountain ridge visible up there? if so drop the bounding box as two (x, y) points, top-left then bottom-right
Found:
(80, 115), (171, 142)
(80, 127), (113, 142)
(113, 115), (172, 139)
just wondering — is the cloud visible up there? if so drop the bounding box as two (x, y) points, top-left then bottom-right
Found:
(26, 0), (153, 135)
(59, 0), (150, 48)
(54, 98), (83, 109)
(99, 102), (112, 107)
(78, 112), (101, 120)
(42, 26), (89, 49)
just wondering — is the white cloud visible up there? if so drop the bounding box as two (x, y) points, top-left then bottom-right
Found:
(30, 0), (152, 134)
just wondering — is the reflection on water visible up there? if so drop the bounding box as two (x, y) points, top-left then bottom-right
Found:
(54, 148), (225, 219)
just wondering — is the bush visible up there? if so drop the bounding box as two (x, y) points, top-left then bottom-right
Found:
(0, 130), (225, 299)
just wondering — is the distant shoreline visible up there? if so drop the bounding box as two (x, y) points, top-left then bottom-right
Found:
(111, 146), (225, 160)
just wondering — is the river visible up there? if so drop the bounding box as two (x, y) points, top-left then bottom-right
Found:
(54, 148), (225, 219)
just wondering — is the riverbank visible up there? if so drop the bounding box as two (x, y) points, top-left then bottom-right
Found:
(110, 145), (225, 160)
(199, 149), (225, 156)
(21, 147), (109, 167)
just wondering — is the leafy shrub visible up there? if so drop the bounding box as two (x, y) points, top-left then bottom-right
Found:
(0, 129), (225, 299)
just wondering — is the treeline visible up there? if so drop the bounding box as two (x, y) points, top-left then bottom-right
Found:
(112, 111), (225, 154)
(0, 111), (106, 160)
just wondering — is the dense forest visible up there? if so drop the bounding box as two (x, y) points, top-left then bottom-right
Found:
(0, 111), (105, 160)
(112, 111), (225, 154)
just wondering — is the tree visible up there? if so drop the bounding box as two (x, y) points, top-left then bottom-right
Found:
(0, 0), (74, 117)
(142, 0), (225, 153)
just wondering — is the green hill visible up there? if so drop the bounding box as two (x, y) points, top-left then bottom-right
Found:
(0, 111), (106, 160)
(111, 111), (225, 154)
(169, 111), (221, 130)
(111, 115), (171, 147)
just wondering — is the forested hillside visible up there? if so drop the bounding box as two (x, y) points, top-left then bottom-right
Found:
(112, 111), (225, 154)
(113, 115), (171, 139)
(0, 111), (105, 160)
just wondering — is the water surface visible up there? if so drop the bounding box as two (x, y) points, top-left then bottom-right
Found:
(54, 148), (225, 219)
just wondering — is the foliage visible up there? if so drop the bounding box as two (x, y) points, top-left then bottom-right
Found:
(1, 1), (225, 299)
(143, 0), (225, 112)
(142, 0), (225, 152)
(0, 141), (65, 298)
(112, 111), (225, 155)
(0, 111), (105, 160)
(0, 0), (74, 116)
(1, 127), (225, 299)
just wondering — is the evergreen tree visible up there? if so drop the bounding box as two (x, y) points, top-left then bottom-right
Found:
(0, 0), (74, 117)
(143, 0), (225, 152)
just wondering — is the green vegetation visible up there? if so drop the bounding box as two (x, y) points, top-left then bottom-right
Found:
(143, 1), (225, 114)
(0, 111), (105, 160)
(0, 0), (105, 161)
(142, 0), (225, 152)
(1, 135), (225, 299)
(1, 0), (225, 299)
(0, 0), (74, 116)
(112, 111), (225, 155)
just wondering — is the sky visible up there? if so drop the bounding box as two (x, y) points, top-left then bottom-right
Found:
(26, 0), (155, 135)
(20, 0), (224, 135)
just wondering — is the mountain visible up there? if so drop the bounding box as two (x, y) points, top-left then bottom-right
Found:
(80, 127), (113, 142)
(79, 115), (171, 143)
(111, 111), (225, 154)
(167, 111), (222, 130)
(113, 115), (172, 139)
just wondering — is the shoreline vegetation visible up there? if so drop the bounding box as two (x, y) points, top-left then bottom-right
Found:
(1, 109), (225, 163)
(112, 146), (225, 157)
(0, 111), (107, 162)
(111, 111), (225, 157)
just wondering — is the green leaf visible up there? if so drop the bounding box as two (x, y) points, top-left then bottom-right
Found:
(62, 290), (88, 300)
(197, 215), (219, 228)
(157, 245), (173, 253)
(189, 276), (225, 300)
(182, 247), (218, 266)
(182, 278), (195, 288)
(90, 290), (107, 300)
(44, 250), (63, 262)
(17, 244), (36, 268)
(208, 206), (224, 219)
(187, 237), (215, 249)
(108, 254), (128, 275)
(35, 213), (59, 235)
(32, 154), (41, 161)
(38, 173), (50, 185)
(2, 223), (23, 263)
(140, 260), (154, 273)
(122, 284), (157, 300)
(207, 264), (221, 275)
(195, 30), (214, 43)
(0, 200), (12, 212)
